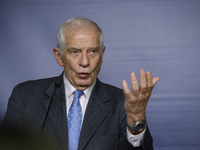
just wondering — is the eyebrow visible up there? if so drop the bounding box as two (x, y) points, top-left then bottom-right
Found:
(88, 46), (100, 50)
(67, 46), (99, 51)
(67, 47), (79, 51)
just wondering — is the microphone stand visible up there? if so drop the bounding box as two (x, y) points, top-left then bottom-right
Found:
(40, 78), (62, 135)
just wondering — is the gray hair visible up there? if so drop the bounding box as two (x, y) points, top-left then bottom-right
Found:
(57, 17), (104, 54)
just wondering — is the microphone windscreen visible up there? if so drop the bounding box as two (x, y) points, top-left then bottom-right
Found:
(54, 78), (62, 87)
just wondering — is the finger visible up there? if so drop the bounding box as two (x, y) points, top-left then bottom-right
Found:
(148, 76), (160, 93)
(140, 69), (147, 94)
(146, 71), (153, 93)
(122, 80), (130, 95)
(130, 72), (139, 96)
(152, 77), (160, 86)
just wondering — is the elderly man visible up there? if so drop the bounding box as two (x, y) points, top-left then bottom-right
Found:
(1, 17), (159, 150)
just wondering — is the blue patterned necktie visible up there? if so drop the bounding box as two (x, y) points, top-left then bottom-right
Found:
(68, 90), (84, 150)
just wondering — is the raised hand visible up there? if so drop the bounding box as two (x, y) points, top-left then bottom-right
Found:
(122, 69), (159, 134)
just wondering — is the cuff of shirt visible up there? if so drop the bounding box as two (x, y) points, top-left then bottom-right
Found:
(126, 128), (146, 147)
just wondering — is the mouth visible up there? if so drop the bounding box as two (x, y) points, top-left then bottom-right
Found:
(78, 73), (90, 79)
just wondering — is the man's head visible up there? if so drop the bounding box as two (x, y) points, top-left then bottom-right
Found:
(53, 17), (105, 90)
(57, 17), (104, 55)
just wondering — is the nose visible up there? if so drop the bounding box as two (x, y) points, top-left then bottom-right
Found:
(79, 52), (90, 67)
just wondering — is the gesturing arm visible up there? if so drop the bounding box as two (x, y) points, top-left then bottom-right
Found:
(122, 69), (159, 135)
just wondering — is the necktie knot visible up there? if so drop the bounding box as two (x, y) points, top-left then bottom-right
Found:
(74, 90), (84, 99)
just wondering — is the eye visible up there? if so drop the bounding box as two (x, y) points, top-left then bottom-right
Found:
(70, 49), (80, 54)
(72, 50), (77, 54)
(90, 50), (97, 53)
(89, 49), (99, 54)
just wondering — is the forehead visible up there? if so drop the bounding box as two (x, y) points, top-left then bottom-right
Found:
(64, 26), (100, 45)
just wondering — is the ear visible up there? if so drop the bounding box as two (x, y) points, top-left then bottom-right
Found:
(102, 46), (106, 55)
(53, 48), (64, 66)
(101, 46), (106, 64)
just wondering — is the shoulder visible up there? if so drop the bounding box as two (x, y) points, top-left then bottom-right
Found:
(102, 82), (123, 94)
(18, 76), (56, 86)
(96, 79), (124, 99)
(16, 76), (58, 90)
(8, 75), (63, 110)
(11, 76), (61, 98)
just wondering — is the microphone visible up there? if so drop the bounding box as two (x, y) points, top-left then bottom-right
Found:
(54, 77), (62, 88)
(41, 78), (62, 134)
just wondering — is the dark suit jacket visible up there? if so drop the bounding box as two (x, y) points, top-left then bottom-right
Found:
(1, 74), (153, 150)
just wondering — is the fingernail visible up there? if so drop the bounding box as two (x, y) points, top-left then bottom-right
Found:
(141, 69), (145, 74)
(131, 72), (136, 76)
(147, 71), (151, 76)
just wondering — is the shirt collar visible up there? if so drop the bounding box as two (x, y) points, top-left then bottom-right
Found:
(63, 73), (96, 98)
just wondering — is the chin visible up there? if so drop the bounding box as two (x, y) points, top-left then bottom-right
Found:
(76, 79), (93, 88)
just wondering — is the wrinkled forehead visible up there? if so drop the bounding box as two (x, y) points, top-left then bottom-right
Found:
(64, 25), (100, 42)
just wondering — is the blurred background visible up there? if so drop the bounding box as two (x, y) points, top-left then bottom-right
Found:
(0, 0), (200, 149)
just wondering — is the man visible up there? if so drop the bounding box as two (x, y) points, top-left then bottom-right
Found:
(1, 17), (159, 150)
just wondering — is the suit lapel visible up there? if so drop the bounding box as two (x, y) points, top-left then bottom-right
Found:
(43, 75), (68, 150)
(42, 77), (111, 150)
(78, 79), (111, 150)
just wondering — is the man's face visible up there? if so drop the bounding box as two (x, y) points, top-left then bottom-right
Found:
(59, 26), (104, 90)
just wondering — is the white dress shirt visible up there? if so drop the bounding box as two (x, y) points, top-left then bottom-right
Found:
(63, 74), (145, 147)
